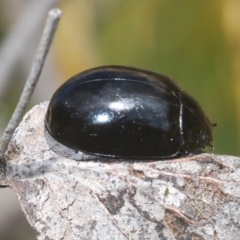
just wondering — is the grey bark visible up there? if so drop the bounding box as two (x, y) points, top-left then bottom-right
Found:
(0, 102), (240, 240)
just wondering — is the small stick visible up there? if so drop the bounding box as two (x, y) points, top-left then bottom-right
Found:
(0, 8), (62, 160)
(0, 1), (58, 98)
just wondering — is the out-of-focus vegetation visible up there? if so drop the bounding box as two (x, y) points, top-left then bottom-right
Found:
(55, 0), (239, 156)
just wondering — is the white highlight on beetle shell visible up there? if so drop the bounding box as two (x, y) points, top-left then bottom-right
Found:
(108, 99), (135, 111)
(109, 102), (125, 111)
(94, 113), (111, 124)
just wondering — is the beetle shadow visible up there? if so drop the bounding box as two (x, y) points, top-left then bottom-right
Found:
(8, 129), (212, 181)
(43, 128), (172, 164)
(43, 128), (124, 163)
(43, 129), (189, 164)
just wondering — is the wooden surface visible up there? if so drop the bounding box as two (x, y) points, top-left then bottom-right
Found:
(1, 102), (240, 240)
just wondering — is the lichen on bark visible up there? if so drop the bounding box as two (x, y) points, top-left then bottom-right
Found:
(2, 102), (240, 240)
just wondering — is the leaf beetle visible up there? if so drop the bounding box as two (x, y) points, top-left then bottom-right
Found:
(45, 66), (214, 160)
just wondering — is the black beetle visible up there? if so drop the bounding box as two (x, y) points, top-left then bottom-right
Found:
(45, 66), (214, 160)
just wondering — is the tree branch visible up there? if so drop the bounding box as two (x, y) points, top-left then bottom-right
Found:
(5, 102), (240, 240)
(0, 0), (59, 98)
(0, 9), (62, 164)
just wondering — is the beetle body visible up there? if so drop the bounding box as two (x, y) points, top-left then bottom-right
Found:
(45, 66), (213, 160)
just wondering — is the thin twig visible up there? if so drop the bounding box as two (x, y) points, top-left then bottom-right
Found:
(0, 8), (62, 159)
(0, 0), (58, 99)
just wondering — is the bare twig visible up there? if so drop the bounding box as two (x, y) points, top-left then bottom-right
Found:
(0, 8), (62, 160)
(0, 0), (59, 99)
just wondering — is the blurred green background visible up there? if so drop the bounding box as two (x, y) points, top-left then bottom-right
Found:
(0, 0), (240, 239)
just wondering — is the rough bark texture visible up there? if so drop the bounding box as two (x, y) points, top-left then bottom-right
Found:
(1, 102), (240, 240)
